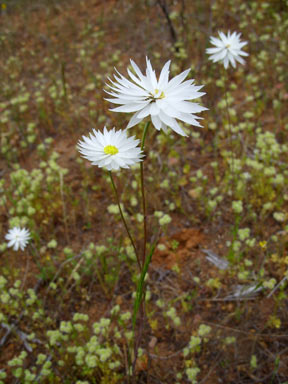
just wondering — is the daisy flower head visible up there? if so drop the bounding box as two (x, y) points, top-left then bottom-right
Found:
(77, 126), (144, 171)
(206, 31), (248, 69)
(5, 227), (31, 251)
(106, 57), (207, 137)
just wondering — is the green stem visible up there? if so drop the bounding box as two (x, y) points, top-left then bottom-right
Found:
(141, 121), (150, 151)
(130, 121), (152, 377)
(140, 121), (150, 266)
(224, 75), (236, 196)
(61, 61), (68, 103)
(109, 171), (141, 269)
(131, 240), (157, 376)
(132, 241), (156, 331)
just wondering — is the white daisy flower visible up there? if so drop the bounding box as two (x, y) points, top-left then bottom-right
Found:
(5, 227), (31, 251)
(106, 57), (207, 137)
(77, 126), (144, 171)
(206, 31), (248, 69)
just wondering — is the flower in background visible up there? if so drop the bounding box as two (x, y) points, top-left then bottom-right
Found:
(206, 31), (248, 69)
(5, 227), (31, 251)
(78, 127), (144, 171)
(106, 57), (207, 137)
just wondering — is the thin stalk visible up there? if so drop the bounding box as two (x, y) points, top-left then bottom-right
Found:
(140, 121), (150, 266)
(59, 172), (70, 244)
(132, 241), (156, 331)
(109, 171), (141, 269)
(28, 244), (51, 282)
(224, 77), (236, 196)
(131, 121), (151, 379)
(61, 61), (68, 103)
(131, 240), (157, 375)
(141, 121), (150, 151)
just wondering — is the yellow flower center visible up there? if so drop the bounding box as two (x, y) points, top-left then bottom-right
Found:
(226, 44), (231, 48)
(149, 89), (165, 101)
(104, 145), (118, 155)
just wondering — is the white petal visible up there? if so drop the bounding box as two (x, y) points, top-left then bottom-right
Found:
(146, 57), (158, 89)
(168, 101), (207, 114)
(210, 36), (223, 48)
(137, 104), (152, 119)
(151, 115), (162, 130)
(127, 113), (143, 129)
(8, 240), (15, 248)
(158, 60), (171, 89)
(166, 69), (190, 91)
(235, 55), (245, 65)
(110, 102), (149, 113)
(158, 110), (177, 130)
(171, 120), (187, 136)
(224, 56), (229, 68)
(149, 102), (160, 116)
(206, 47), (222, 54)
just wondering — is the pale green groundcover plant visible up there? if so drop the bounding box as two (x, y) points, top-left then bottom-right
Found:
(78, 57), (206, 375)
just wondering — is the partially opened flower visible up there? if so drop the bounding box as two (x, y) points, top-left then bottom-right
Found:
(106, 58), (207, 137)
(206, 31), (248, 69)
(78, 127), (143, 171)
(5, 227), (31, 251)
